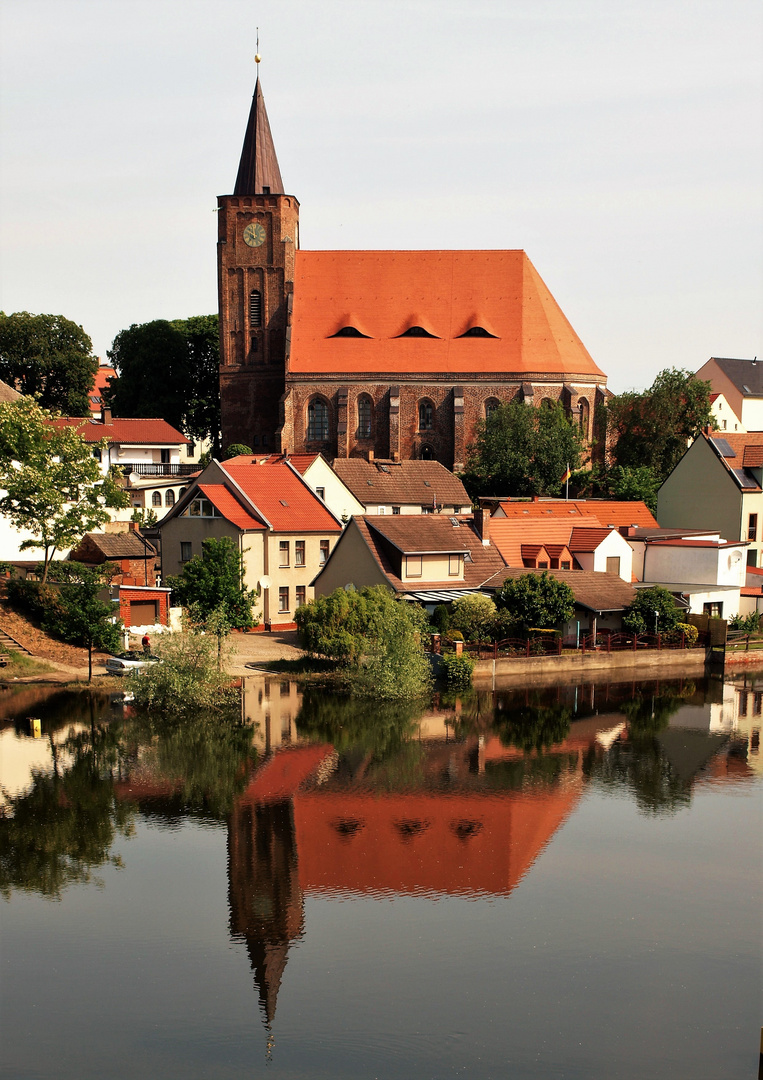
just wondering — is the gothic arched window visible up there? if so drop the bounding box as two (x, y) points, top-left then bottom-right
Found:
(307, 398), (329, 442)
(485, 397), (500, 419)
(357, 396), (372, 439)
(249, 290), (262, 327)
(418, 399), (434, 431)
(420, 444), (435, 460)
(578, 397), (590, 434)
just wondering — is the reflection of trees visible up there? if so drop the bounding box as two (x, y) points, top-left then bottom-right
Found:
(495, 700), (572, 754)
(583, 737), (692, 815)
(295, 689), (426, 787)
(0, 721), (134, 899)
(485, 753), (579, 791)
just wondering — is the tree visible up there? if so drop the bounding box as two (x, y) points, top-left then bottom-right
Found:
(225, 443), (253, 459)
(461, 400), (585, 498)
(44, 562), (123, 681)
(622, 585), (681, 635)
(0, 397), (130, 582)
(449, 594), (497, 642)
(607, 368), (712, 481)
(167, 536), (257, 631)
(495, 572), (575, 629)
(607, 465), (661, 512)
(295, 586), (432, 699)
(0, 311), (99, 416)
(107, 316), (221, 451)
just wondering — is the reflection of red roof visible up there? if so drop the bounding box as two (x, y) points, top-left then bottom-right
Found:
(51, 416), (186, 444)
(197, 484), (264, 530)
(241, 744), (336, 804)
(221, 458), (341, 533)
(289, 250), (604, 378)
(293, 788), (580, 898)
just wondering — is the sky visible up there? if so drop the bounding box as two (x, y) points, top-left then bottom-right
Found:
(0, 0), (761, 394)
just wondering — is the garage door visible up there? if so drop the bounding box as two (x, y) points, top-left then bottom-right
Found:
(129, 600), (158, 626)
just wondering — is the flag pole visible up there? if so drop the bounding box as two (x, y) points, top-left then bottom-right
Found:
(565, 463), (569, 501)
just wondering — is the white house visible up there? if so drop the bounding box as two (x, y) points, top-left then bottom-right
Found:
(629, 529), (746, 618)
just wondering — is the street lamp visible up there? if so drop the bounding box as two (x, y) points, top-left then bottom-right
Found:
(654, 610), (659, 635)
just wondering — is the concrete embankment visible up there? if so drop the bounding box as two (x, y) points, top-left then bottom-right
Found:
(472, 648), (714, 688)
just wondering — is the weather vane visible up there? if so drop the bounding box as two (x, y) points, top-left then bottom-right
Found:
(255, 27), (261, 65)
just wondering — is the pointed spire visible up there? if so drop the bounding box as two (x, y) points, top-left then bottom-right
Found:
(234, 78), (285, 195)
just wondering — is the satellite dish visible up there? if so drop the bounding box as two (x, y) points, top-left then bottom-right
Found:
(344, 583), (356, 591)
(259, 576), (271, 590)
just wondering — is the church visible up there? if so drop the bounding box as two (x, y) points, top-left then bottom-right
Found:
(218, 75), (608, 471)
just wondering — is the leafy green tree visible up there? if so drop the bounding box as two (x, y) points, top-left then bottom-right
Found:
(107, 316), (221, 451)
(495, 572), (575, 629)
(0, 397), (129, 582)
(129, 626), (240, 716)
(0, 311), (98, 416)
(167, 536), (257, 631)
(607, 368), (712, 481)
(622, 585), (681, 635)
(461, 400), (585, 498)
(449, 594), (497, 642)
(225, 443), (253, 458)
(607, 465), (661, 512)
(295, 586), (432, 699)
(44, 562), (123, 680)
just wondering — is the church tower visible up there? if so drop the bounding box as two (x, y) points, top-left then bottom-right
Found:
(218, 73), (299, 451)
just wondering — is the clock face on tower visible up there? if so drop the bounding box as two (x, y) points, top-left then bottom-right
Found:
(243, 222), (266, 247)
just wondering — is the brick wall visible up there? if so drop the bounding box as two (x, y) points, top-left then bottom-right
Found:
(118, 588), (169, 627)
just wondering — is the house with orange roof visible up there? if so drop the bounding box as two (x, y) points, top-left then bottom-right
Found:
(257, 452), (365, 522)
(216, 76), (608, 472)
(490, 497), (658, 531)
(88, 364), (116, 414)
(158, 456), (342, 628)
(487, 516), (634, 581)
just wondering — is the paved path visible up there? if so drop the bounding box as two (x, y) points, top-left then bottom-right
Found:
(226, 631), (306, 676)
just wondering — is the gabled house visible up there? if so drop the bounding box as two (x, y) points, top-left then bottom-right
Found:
(331, 458), (473, 516)
(312, 513), (506, 606)
(258, 452), (364, 522)
(708, 392), (744, 434)
(657, 432), (763, 568)
(159, 456), (343, 628)
(696, 357), (763, 431)
(487, 516), (634, 581)
(69, 527), (157, 586)
(88, 365), (116, 414)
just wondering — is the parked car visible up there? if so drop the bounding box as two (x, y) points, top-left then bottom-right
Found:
(105, 651), (161, 676)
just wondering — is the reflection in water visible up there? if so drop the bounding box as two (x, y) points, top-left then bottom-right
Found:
(0, 674), (758, 1034)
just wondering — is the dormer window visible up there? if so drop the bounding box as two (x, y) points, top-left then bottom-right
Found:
(330, 326), (370, 338)
(397, 326), (438, 338)
(458, 326), (497, 338)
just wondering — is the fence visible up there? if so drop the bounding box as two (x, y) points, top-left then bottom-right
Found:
(433, 629), (703, 660)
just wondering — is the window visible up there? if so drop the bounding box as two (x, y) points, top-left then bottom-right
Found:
(420, 445), (434, 460)
(748, 550), (757, 567)
(250, 336), (259, 354)
(722, 419), (727, 430)
(278, 586), (289, 613)
(378, 506), (386, 515)
(296, 585), (306, 608)
(307, 399), (329, 441)
(703, 602), (723, 617)
(182, 498), (220, 518)
(561, 560), (571, 570)
(485, 398), (500, 419)
(186, 442), (195, 458)
(538, 561), (549, 569)
(578, 397), (590, 432)
(748, 514), (758, 541)
(398, 326), (437, 338)
(357, 396), (372, 438)
(418, 400), (433, 430)
(160, 449), (170, 464)
(180, 542), (192, 563)
(279, 541), (290, 566)
(739, 691), (748, 717)
(459, 326), (497, 338)
(331, 326), (369, 338)
(406, 555), (423, 578)
(392, 506), (401, 515)
(421, 505), (433, 514)
(448, 554), (460, 576)
(152, 491), (162, 507)
(606, 556), (621, 576)
(165, 490), (175, 506)
(92, 448), (102, 462)
(295, 540), (305, 566)
(250, 290), (262, 327)
(315, 487), (325, 501)
(319, 539), (330, 564)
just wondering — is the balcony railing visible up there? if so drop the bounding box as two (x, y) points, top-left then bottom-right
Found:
(121, 463), (200, 477)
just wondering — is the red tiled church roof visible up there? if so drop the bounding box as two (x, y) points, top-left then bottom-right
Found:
(288, 250), (605, 378)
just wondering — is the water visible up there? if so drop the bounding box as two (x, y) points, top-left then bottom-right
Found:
(1, 675), (760, 1079)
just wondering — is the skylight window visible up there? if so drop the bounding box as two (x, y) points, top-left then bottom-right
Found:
(397, 326), (438, 338)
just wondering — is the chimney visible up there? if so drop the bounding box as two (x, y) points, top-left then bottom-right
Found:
(367, 449), (374, 463)
(128, 521), (139, 533)
(100, 405), (112, 424)
(474, 507), (491, 546)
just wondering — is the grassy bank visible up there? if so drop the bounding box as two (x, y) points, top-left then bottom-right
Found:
(0, 649), (55, 680)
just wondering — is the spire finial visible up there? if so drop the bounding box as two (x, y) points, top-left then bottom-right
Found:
(255, 27), (261, 65)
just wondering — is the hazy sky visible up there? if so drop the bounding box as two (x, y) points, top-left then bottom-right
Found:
(1, 0), (761, 393)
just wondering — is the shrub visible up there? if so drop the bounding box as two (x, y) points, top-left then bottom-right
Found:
(728, 612), (761, 633)
(449, 593), (497, 642)
(6, 577), (66, 625)
(431, 604), (450, 635)
(129, 629), (238, 716)
(440, 652), (474, 689)
(663, 622), (699, 647)
(495, 572), (574, 629)
(225, 443), (252, 458)
(449, 630), (464, 642)
(623, 586), (681, 635)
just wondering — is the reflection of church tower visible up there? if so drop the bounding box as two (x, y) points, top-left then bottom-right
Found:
(218, 73), (299, 451)
(228, 800), (304, 1027)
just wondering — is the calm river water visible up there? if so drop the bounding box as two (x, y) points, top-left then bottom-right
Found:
(1, 673), (761, 1080)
